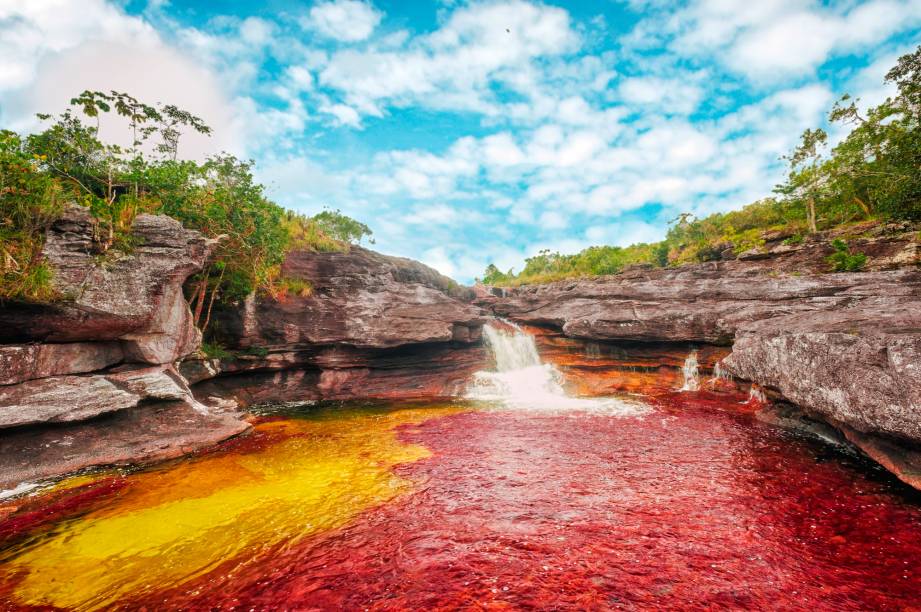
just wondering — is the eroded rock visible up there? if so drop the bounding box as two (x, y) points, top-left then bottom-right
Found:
(215, 246), (483, 349)
(0, 342), (124, 386)
(0, 205), (212, 365)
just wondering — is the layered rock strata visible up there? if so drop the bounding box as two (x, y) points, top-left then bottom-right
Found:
(484, 229), (921, 488)
(0, 206), (247, 490)
(191, 246), (487, 406)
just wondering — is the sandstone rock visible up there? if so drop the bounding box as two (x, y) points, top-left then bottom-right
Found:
(737, 248), (771, 261)
(0, 342), (123, 386)
(722, 301), (921, 443)
(0, 376), (138, 429)
(191, 342), (487, 407)
(0, 364), (196, 430)
(179, 357), (223, 385)
(0, 205), (212, 366)
(0, 400), (250, 490)
(484, 263), (921, 346)
(215, 246), (483, 350)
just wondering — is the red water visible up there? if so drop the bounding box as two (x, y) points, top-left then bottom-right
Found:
(122, 392), (921, 611)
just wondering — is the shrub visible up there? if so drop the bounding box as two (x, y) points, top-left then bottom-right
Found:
(201, 341), (235, 360)
(826, 239), (868, 272)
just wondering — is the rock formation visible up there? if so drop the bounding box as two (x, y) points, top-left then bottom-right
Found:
(0, 206), (247, 490)
(483, 227), (921, 488)
(188, 246), (487, 405)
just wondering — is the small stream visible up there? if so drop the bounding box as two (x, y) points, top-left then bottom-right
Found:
(1, 326), (920, 610)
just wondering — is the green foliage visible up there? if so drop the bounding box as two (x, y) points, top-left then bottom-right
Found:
(310, 208), (373, 244)
(0, 131), (64, 301)
(2, 90), (369, 314)
(826, 239), (867, 272)
(480, 263), (512, 285)
(263, 276), (313, 302)
(201, 341), (235, 360)
(244, 346), (269, 358)
(481, 46), (921, 287)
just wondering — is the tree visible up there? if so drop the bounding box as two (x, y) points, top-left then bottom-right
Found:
(311, 208), (373, 244)
(778, 128), (828, 233)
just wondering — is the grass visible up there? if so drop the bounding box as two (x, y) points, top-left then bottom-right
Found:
(201, 341), (235, 360)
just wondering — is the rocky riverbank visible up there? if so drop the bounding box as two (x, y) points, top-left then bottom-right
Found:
(0, 207), (486, 491)
(481, 225), (921, 488)
(2, 208), (920, 493)
(184, 245), (487, 405)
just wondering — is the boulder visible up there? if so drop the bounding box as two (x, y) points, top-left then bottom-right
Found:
(722, 300), (921, 443)
(215, 246), (483, 350)
(0, 205), (212, 364)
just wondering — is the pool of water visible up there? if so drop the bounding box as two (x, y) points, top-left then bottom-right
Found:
(1, 393), (920, 610)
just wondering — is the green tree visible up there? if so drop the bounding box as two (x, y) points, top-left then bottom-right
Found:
(310, 208), (373, 244)
(778, 128), (828, 233)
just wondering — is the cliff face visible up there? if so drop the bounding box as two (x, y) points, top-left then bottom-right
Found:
(0, 215), (488, 491)
(191, 246), (487, 405)
(0, 206), (248, 490)
(484, 229), (921, 488)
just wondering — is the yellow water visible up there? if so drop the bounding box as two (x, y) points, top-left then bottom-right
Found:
(1, 403), (461, 610)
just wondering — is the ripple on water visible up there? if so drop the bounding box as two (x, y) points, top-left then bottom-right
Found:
(1, 396), (920, 610)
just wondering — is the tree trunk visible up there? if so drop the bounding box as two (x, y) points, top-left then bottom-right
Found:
(807, 196), (818, 233)
(201, 267), (225, 334)
(192, 274), (208, 327)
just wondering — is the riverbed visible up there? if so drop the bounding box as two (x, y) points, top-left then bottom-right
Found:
(1, 392), (920, 610)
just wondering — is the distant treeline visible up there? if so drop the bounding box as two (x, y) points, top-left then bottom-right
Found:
(482, 46), (921, 287)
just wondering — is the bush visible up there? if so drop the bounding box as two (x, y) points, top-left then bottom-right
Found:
(826, 239), (867, 272)
(1, 90), (370, 322)
(201, 341), (235, 360)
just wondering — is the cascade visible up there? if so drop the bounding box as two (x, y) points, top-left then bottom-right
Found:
(466, 322), (647, 415)
(680, 350), (700, 391)
(709, 362), (728, 383)
(746, 384), (767, 404)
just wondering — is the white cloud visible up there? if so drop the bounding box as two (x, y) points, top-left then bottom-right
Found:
(636, 0), (921, 82)
(619, 76), (704, 115)
(321, 102), (362, 127)
(305, 0), (382, 43)
(727, 11), (838, 79)
(0, 1), (237, 159)
(318, 0), (578, 118)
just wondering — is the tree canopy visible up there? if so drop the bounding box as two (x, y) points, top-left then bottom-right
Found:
(0, 90), (371, 328)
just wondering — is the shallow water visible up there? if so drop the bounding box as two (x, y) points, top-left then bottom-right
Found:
(1, 394), (921, 610)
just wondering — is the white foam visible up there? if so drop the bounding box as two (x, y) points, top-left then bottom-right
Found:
(466, 322), (649, 417)
(0, 481), (41, 501)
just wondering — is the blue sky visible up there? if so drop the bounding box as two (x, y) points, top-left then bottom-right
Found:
(1, 1), (919, 282)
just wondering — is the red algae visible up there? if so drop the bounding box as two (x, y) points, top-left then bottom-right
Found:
(114, 394), (921, 611)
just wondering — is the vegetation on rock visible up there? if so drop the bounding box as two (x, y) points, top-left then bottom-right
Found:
(482, 46), (921, 286)
(0, 91), (370, 320)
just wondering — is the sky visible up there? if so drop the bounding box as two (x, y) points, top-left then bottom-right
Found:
(1, 1), (919, 282)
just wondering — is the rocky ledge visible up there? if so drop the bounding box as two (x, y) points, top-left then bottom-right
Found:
(0, 210), (488, 491)
(186, 246), (487, 406)
(0, 206), (247, 490)
(484, 228), (921, 489)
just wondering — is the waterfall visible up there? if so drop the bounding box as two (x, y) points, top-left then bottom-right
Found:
(679, 350), (700, 392)
(466, 322), (647, 416)
(746, 384), (767, 404)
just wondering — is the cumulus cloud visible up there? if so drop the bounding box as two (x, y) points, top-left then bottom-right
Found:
(634, 0), (921, 82)
(0, 0), (237, 158)
(318, 0), (578, 118)
(3, 0), (917, 283)
(304, 0), (382, 43)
